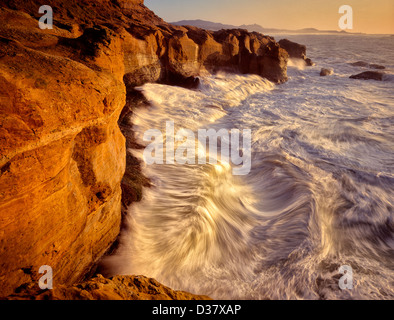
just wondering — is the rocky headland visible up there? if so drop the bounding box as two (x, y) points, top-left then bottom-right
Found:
(0, 0), (301, 299)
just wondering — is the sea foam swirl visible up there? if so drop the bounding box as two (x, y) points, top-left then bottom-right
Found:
(103, 35), (394, 300)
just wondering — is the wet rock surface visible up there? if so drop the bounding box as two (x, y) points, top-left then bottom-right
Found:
(320, 68), (334, 76)
(279, 38), (314, 66)
(349, 71), (385, 81)
(5, 275), (211, 300)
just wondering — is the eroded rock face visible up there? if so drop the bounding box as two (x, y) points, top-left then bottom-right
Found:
(5, 275), (211, 300)
(116, 0), (144, 9)
(0, 8), (126, 297)
(211, 29), (289, 83)
(121, 25), (289, 86)
(279, 38), (314, 66)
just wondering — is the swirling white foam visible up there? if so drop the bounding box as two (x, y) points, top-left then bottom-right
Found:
(102, 35), (394, 300)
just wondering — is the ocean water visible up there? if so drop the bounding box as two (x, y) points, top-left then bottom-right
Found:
(104, 35), (394, 300)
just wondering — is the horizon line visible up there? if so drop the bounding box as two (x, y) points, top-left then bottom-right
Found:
(170, 18), (394, 36)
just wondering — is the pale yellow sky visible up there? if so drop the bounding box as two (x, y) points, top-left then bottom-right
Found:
(146, 0), (394, 34)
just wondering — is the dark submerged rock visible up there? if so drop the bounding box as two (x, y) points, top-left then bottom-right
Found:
(349, 71), (385, 81)
(320, 68), (333, 76)
(349, 61), (385, 70)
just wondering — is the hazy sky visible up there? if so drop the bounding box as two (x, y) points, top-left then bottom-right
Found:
(145, 0), (394, 34)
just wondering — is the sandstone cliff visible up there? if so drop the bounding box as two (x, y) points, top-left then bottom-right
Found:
(0, 7), (127, 297)
(0, 0), (289, 298)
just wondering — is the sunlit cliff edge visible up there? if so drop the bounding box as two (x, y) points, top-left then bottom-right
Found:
(0, 0), (290, 299)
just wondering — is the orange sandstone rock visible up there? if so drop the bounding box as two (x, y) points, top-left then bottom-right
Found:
(6, 274), (212, 300)
(0, 7), (126, 297)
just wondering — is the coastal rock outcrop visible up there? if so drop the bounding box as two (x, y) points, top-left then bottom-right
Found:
(6, 275), (211, 300)
(121, 25), (289, 86)
(278, 38), (314, 66)
(0, 0), (289, 298)
(349, 61), (385, 70)
(320, 68), (333, 76)
(349, 71), (385, 81)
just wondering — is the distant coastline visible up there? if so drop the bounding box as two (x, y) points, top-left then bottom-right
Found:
(171, 19), (370, 35)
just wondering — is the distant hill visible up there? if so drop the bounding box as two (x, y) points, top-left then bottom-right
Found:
(171, 19), (237, 31)
(171, 19), (363, 35)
